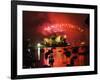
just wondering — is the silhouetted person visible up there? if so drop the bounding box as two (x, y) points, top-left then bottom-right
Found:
(70, 47), (78, 66)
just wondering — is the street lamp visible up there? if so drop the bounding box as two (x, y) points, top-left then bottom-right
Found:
(37, 43), (41, 61)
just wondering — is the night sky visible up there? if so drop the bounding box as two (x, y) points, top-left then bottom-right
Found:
(23, 11), (89, 46)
